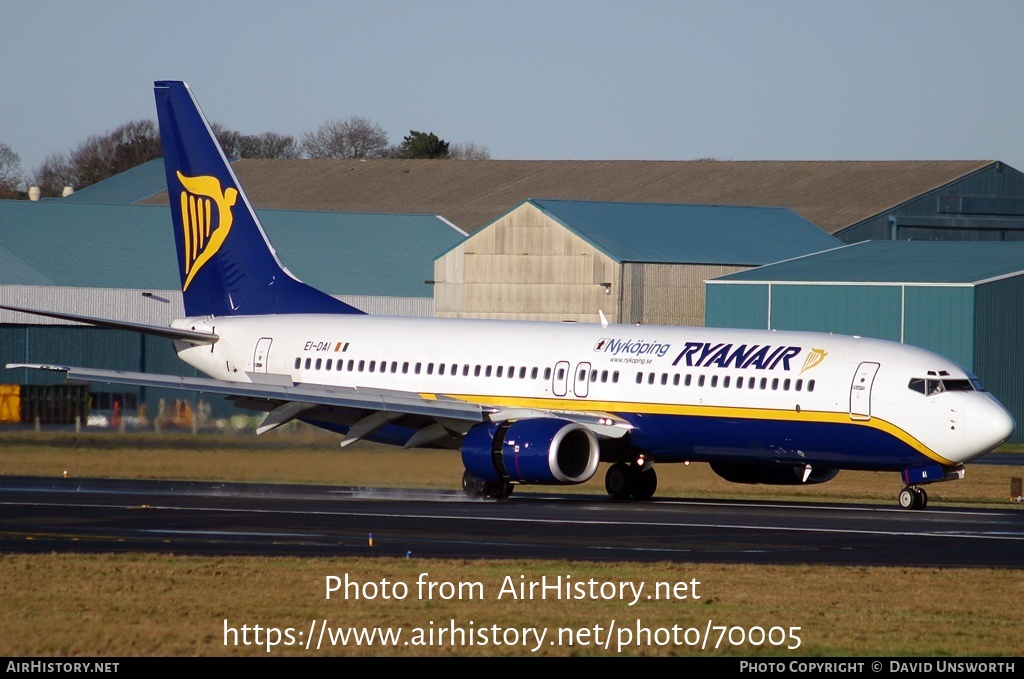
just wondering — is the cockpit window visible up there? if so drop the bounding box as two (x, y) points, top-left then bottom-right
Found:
(908, 377), (979, 395)
(942, 379), (975, 392)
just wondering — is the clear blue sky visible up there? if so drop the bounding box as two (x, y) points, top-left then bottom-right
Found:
(3, 0), (1023, 177)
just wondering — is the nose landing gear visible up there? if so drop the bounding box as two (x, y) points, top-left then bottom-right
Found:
(898, 485), (928, 510)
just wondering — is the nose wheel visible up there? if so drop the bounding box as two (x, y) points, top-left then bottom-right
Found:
(898, 486), (928, 510)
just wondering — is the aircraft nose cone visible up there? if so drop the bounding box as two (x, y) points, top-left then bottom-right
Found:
(963, 395), (1015, 460)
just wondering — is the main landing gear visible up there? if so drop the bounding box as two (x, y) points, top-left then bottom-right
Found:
(605, 462), (658, 501)
(898, 485), (928, 510)
(462, 470), (514, 500)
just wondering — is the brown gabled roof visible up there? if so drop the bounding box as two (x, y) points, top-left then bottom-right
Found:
(142, 159), (995, 233)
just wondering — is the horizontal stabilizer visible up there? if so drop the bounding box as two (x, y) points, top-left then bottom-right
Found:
(0, 305), (218, 344)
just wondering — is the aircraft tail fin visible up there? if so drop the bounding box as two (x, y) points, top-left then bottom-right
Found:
(153, 80), (363, 317)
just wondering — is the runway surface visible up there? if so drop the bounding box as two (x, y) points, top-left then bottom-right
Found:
(0, 476), (1022, 566)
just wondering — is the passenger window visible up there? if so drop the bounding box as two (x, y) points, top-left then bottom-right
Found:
(783, 378), (790, 390)
(496, 366), (503, 378)
(486, 366), (493, 377)
(415, 362), (422, 374)
(723, 376), (730, 388)
(711, 375), (718, 387)
(402, 361), (409, 374)
(555, 367), (564, 380)
(520, 367), (527, 379)
(648, 373), (655, 385)
(427, 363), (434, 375)
(531, 367), (539, 379)
(808, 379), (815, 392)
(685, 374), (692, 387)
(544, 367), (552, 380)
(796, 379), (803, 391)
(294, 358), (301, 369)
(369, 360), (375, 372)
(612, 371), (619, 383)
(771, 378), (778, 390)
(316, 358), (322, 370)
(305, 358), (312, 370)
(672, 374), (679, 386)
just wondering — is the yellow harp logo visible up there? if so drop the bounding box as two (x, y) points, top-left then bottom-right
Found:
(177, 171), (238, 291)
(800, 348), (828, 374)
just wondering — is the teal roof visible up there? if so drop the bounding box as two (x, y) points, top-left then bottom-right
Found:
(60, 159), (168, 205)
(529, 199), (841, 265)
(711, 240), (1024, 285)
(0, 201), (464, 297)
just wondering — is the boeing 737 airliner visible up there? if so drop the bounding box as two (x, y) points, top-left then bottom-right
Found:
(5, 81), (1015, 509)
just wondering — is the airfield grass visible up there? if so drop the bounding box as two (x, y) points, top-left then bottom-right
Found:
(0, 426), (1022, 657)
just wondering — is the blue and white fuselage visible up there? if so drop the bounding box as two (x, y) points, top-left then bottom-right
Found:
(7, 80), (1014, 509)
(172, 312), (1013, 505)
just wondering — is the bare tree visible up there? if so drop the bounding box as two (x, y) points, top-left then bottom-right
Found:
(32, 152), (75, 197)
(211, 123), (299, 159)
(449, 141), (491, 160)
(0, 142), (23, 198)
(241, 131), (300, 159)
(301, 116), (390, 159)
(66, 119), (162, 190)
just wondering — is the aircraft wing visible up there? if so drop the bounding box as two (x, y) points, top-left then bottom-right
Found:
(7, 364), (631, 443)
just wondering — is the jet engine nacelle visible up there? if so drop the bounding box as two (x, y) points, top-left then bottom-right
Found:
(709, 462), (839, 485)
(461, 418), (601, 485)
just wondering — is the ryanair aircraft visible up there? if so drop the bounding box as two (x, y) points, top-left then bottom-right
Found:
(6, 81), (1015, 509)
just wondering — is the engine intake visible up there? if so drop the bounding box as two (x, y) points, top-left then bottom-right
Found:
(461, 418), (601, 485)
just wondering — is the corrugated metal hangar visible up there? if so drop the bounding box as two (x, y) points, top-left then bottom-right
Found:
(706, 240), (1024, 442)
(0, 170), (466, 423)
(434, 198), (840, 324)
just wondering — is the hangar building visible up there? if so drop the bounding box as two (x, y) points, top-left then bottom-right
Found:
(706, 240), (1024, 442)
(0, 171), (467, 421)
(172, 159), (1021, 238)
(433, 199), (840, 324)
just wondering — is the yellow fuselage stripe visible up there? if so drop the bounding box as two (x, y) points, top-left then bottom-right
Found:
(420, 392), (952, 465)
